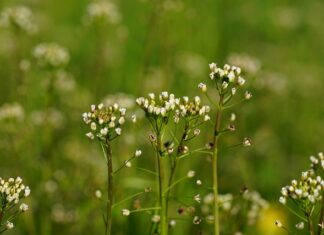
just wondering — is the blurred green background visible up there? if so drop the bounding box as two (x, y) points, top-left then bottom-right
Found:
(0, 0), (323, 234)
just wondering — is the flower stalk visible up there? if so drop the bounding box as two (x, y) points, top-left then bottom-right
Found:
(212, 95), (224, 235)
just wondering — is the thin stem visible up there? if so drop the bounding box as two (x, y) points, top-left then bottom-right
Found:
(113, 156), (135, 175)
(163, 176), (188, 194)
(112, 191), (146, 208)
(129, 207), (161, 214)
(282, 204), (307, 222)
(156, 131), (168, 235)
(104, 140), (113, 235)
(307, 211), (315, 235)
(134, 167), (159, 176)
(212, 95), (224, 235)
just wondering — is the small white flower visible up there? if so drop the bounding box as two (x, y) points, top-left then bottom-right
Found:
(243, 138), (252, 147)
(115, 128), (122, 135)
(90, 122), (97, 131)
(295, 222), (304, 230)
(222, 81), (228, 89)
(125, 161), (132, 168)
(275, 220), (282, 228)
(245, 91), (252, 100)
(95, 190), (102, 199)
(100, 127), (108, 136)
(135, 150), (142, 157)
(204, 115), (210, 122)
(121, 209), (130, 216)
(6, 221), (14, 229)
(231, 87), (237, 95)
(193, 194), (201, 203)
(209, 63), (217, 72)
(118, 116), (125, 125)
(169, 220), (176, 227)
(238, 76), (246, 86)
(198, 83), (207, 92)
(131, 114), (137, 123)
(152, 214), (160, 223)
(230, 113), (236, 122)
(19, 203), (29, 212)
(24, 186), (31, 197)
(193, 216), (202, 225)
(279, 196), (286, 205)
(187, 171), (195, 178)
(98, 103), (104, 110)
(196, 180), (202, 186)
(86, 132), (95, 139)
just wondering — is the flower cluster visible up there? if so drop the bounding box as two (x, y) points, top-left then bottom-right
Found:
(33, 43), (70, 68)
(0, 177), (30, 231)
(83, 103), (126, 141)
(136, 92), (210, 124)
(0, 103), (24, 122)
(0, 6), (37, 34)
(227, 53), (261, 75)
(279, 170), (323, 205)
(209, 63), (244, 89)
(84, 1), (121, 25)
(201, 191), (268, 227)
(136, 92), (178, 118)
(279, 152), (324, 208)
(174, 96), (210, 123)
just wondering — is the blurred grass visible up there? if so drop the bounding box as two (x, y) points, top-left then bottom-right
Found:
(0, 0), (323, 234)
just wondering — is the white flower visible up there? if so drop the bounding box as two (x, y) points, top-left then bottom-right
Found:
(135, 150), (142, 157)
(19, 203), (29, 212)
(193, 216), (202, 224)
(125, 160), (132, 168)
(98, 103), (104, 110)
(121, 209), (130, 216)
(86, 132), (95, 139)
(95, 190), (102, 199)
(243, 138), (252, 147)
(295, 222), (304, 230)
(238, 76), (246, 86)
(152, 214), (160, 223)
(187, 171), (195, 178)
(115, 128), (122, 135)
(196, 180), (202, 185)
(90, 122), (97, 130)
(193, 194), (201, 203)
(245, 91), (252, 100)
(231, 87), (237, 95)
(131, 114), (137, 123)
(5, 221), (14, 229)
(198, 83), (207, 92)
(279, 196), (286, 205)
(24, 186), (31, 197)
(204, 115), (210, 121)
(275, 220), (282, 228)
(169, 220), (176, 227)
(230, 113), (236, 122)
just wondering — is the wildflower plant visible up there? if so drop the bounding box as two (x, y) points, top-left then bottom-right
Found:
(0, 6), (37, 34)
(83, 103), (125, 235)
(136, 92), (210, 235)
(83, 102), (149, 235)
(198, 63), (252, 235)
(278, 152), (324, 235)
(0, 177), (30, 233)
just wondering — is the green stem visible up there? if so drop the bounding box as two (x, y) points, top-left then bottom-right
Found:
(130, 207), (161, 214)
(307, 214), (315, 235)
(112, 191), (146, 208)
(212, 95), (223, 235)
(156, 131), (168, 235)
(104, 140), (113, 235)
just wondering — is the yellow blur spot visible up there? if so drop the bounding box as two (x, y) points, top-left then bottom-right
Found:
(257, 204), (287, 235)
